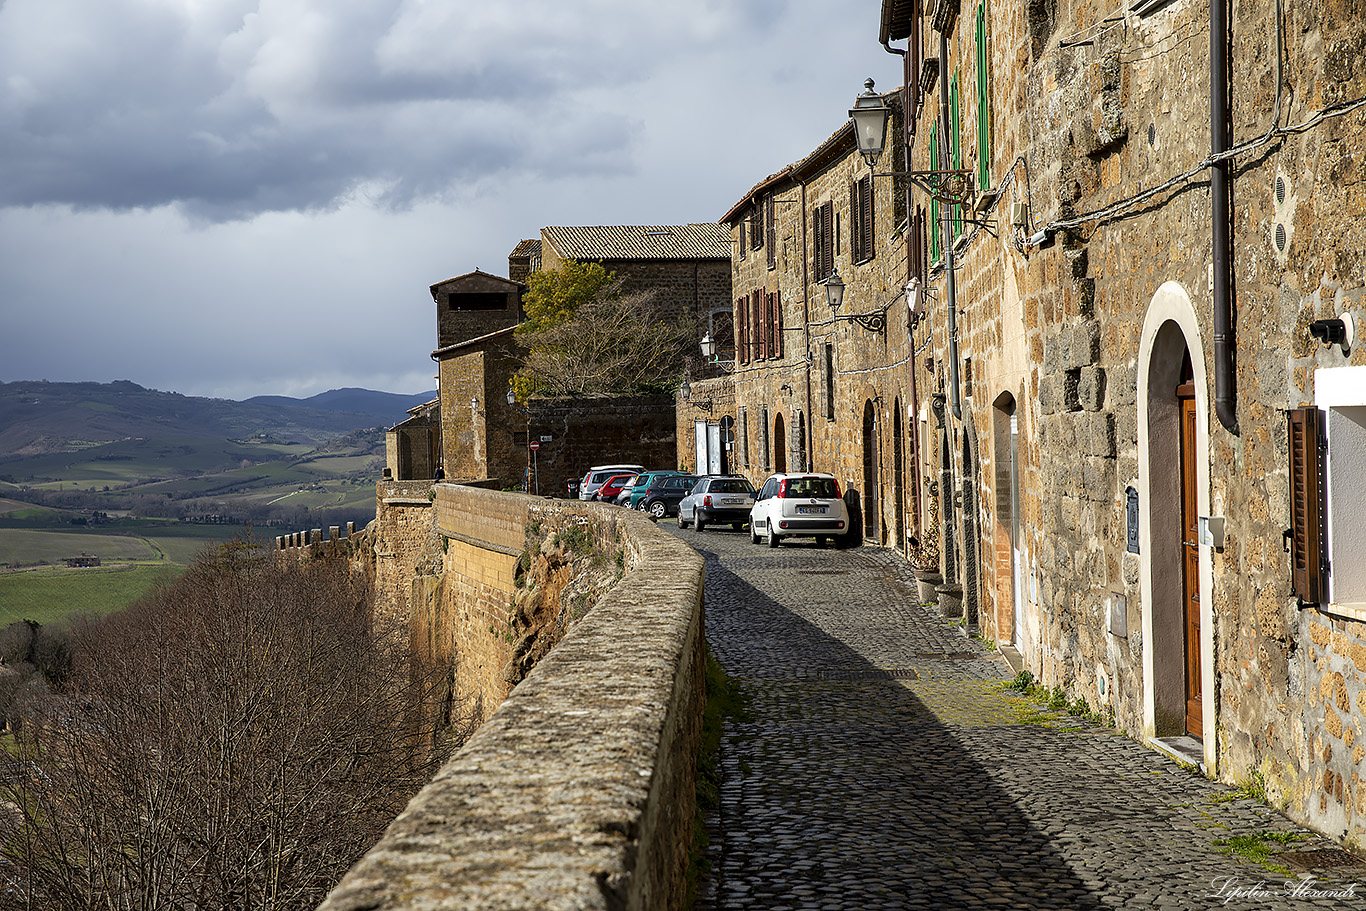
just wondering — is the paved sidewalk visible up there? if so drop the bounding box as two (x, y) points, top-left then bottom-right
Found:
(682, 526), (1364, 910)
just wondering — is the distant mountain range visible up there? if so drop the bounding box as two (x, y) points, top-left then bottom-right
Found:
(0, 381), (437, 459)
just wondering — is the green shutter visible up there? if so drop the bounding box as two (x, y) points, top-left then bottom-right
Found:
(951, 75), (962, 239)
(977, 2), (990, 190)
(929, 123), (940, 263)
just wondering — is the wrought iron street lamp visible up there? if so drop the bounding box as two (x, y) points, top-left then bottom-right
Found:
(849, 78), (975, 207)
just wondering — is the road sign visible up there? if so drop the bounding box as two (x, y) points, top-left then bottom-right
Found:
(529, 441), (540, 451)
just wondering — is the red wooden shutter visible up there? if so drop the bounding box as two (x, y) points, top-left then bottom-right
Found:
(777, 290), (784, 357)
(1288, 406), (1326, 604)
(737, 295), (749, 364)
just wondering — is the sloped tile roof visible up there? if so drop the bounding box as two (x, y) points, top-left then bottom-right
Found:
(541, 224), (730, 261)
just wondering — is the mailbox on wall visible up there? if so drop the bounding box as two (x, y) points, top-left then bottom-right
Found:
(1125, 486), (1140, 554)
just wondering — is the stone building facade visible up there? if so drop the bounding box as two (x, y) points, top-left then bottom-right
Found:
(875, 0), (1366, 848)
(716, 93), (926, 558)
(527, 224), (733, 351)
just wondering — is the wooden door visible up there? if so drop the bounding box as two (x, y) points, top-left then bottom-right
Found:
(1177, 383), (1202, 738)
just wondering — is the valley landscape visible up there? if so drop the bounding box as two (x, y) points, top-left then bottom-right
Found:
(0, 380), (433, 624)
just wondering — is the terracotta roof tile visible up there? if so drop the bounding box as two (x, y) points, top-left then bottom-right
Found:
(541, 224), (729, 261)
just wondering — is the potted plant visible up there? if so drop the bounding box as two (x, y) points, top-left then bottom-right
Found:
(908, 493), (942, 603)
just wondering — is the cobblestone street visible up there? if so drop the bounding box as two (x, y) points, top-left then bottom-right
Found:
(681, 527), (1364, 910)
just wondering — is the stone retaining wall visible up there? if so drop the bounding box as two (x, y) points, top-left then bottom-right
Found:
(320, 484), (707, 911)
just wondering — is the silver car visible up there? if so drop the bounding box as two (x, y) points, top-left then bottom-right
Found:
(677, 476), (756, 531)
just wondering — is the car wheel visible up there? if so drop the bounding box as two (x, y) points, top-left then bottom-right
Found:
(750, 523), (761, 545)
(732, 522), (744, 531)
(649, 500), (667, 519)
(767, 529), (780, 548)
(695, 516), (706, 532)
(816, 536), (828, 548)
(678, 513), (689, 529)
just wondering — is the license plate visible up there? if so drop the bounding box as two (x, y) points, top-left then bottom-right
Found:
(796, 506), (826, 515)
(720, 497), (742, 506)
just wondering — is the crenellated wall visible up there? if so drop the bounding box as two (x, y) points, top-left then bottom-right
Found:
(321, 483), (707, 911)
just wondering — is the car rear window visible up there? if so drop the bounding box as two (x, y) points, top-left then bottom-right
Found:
(781, 477), (839, 498)
(714, 479), (754, 493)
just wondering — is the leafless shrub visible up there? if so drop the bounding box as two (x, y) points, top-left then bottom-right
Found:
(0, 539), (473, 911)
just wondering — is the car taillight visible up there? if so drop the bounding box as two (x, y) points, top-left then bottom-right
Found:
(832, 478), (842, 498)
(777, 479), (789, 497)
(703, 495), (712, 507)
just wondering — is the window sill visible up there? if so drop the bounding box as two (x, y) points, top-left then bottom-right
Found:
(1316, 601), (1366, 623)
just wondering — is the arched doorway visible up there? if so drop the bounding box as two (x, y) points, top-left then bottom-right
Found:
(893, 399), (906, 551)
(1138, 282), (1214, 769)
(862, 400), (880, 541)
(993, 393), (1022, 648)
(960, 428), (980, 630)
(774, 413), (787, 474)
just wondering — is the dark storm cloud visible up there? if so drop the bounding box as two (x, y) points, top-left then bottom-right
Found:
(0, 0), (768, 221)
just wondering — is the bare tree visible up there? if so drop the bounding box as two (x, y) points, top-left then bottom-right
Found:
(514, 289), (698, 398)
(0, 540), (472, 911)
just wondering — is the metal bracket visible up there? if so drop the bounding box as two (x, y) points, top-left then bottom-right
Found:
(874, 168), (976, 206)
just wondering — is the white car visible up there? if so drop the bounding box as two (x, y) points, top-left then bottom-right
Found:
(748, 472), (850, 548)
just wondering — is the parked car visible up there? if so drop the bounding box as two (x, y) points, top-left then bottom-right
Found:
(628, 470), (688, 509)
(749, 472), (849, 548)
(612, 474), (639, 506)
(678, 476), (757, 531)
(637, 473), (699, 518)
(578, 464), (646, 501)
(594, 473), (634, 503)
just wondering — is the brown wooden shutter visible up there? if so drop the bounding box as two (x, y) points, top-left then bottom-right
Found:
(861, 175), (874, 260)
(772, 290), (783, 358)
(737, 295), (749, 364)
(812, 205), (825, 281)
(766, 197), (776, 269)
(757, 287), (768, 358)
(1288, 406), (1326, 604)
(821, 202), (835, 278)
(850, 180), (860, 261)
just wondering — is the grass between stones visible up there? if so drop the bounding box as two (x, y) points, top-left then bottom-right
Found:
(1002, 670), (1117, 730)
(1213, 830), (1306, 876)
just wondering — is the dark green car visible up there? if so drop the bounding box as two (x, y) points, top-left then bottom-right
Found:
(627, 470), (689, 510)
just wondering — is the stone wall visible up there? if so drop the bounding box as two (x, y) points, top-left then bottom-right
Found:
(520, 394), (679, 498)
(320, 484), (706, 911)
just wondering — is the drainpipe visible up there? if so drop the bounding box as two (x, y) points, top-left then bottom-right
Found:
(1211, 0), (1237, 434)
(939, 31), (963, 422)
(883, 32), (923, 545)
(801, 179), (814, 471)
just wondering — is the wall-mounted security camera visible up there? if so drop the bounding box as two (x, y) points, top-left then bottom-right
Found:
(1027, 228), (1055, 250)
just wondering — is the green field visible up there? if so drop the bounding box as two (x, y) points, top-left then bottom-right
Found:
(0, 564), (184, 625)
(0, 529), (160, 565)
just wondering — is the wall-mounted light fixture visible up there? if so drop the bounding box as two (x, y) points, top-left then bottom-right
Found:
(822, 268), (889, 332)
(699, 332), (735, 372)
(849, 78), (975, 206)
(679, 375), (714, 413)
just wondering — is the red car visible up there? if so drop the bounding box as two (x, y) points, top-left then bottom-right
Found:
(594, 473), (635, 503)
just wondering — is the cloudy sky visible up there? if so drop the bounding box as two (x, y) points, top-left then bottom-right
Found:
(0, 0), (900, 401)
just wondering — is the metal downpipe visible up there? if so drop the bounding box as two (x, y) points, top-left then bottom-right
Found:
(1211, 0), (1237, 434)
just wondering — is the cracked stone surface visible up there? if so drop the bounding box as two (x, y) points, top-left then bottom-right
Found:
(680, 527), (1362, 910)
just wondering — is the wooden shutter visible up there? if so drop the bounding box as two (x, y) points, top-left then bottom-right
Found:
(753, 288), (765, 359)
(765, 197), (776, 269)
(737, 295), (749, 364)
(1288, 406), (1326, 604)
(771, 290), (783, 358)
(860, 175), (874, 261)
(850, 180), (861, 262)
(821, 202), (835, 278)
(751, 206), (762, 251)
(812, 205), (825, 281)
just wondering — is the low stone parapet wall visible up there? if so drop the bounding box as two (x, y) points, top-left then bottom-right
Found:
(319, 486), (707, 911)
